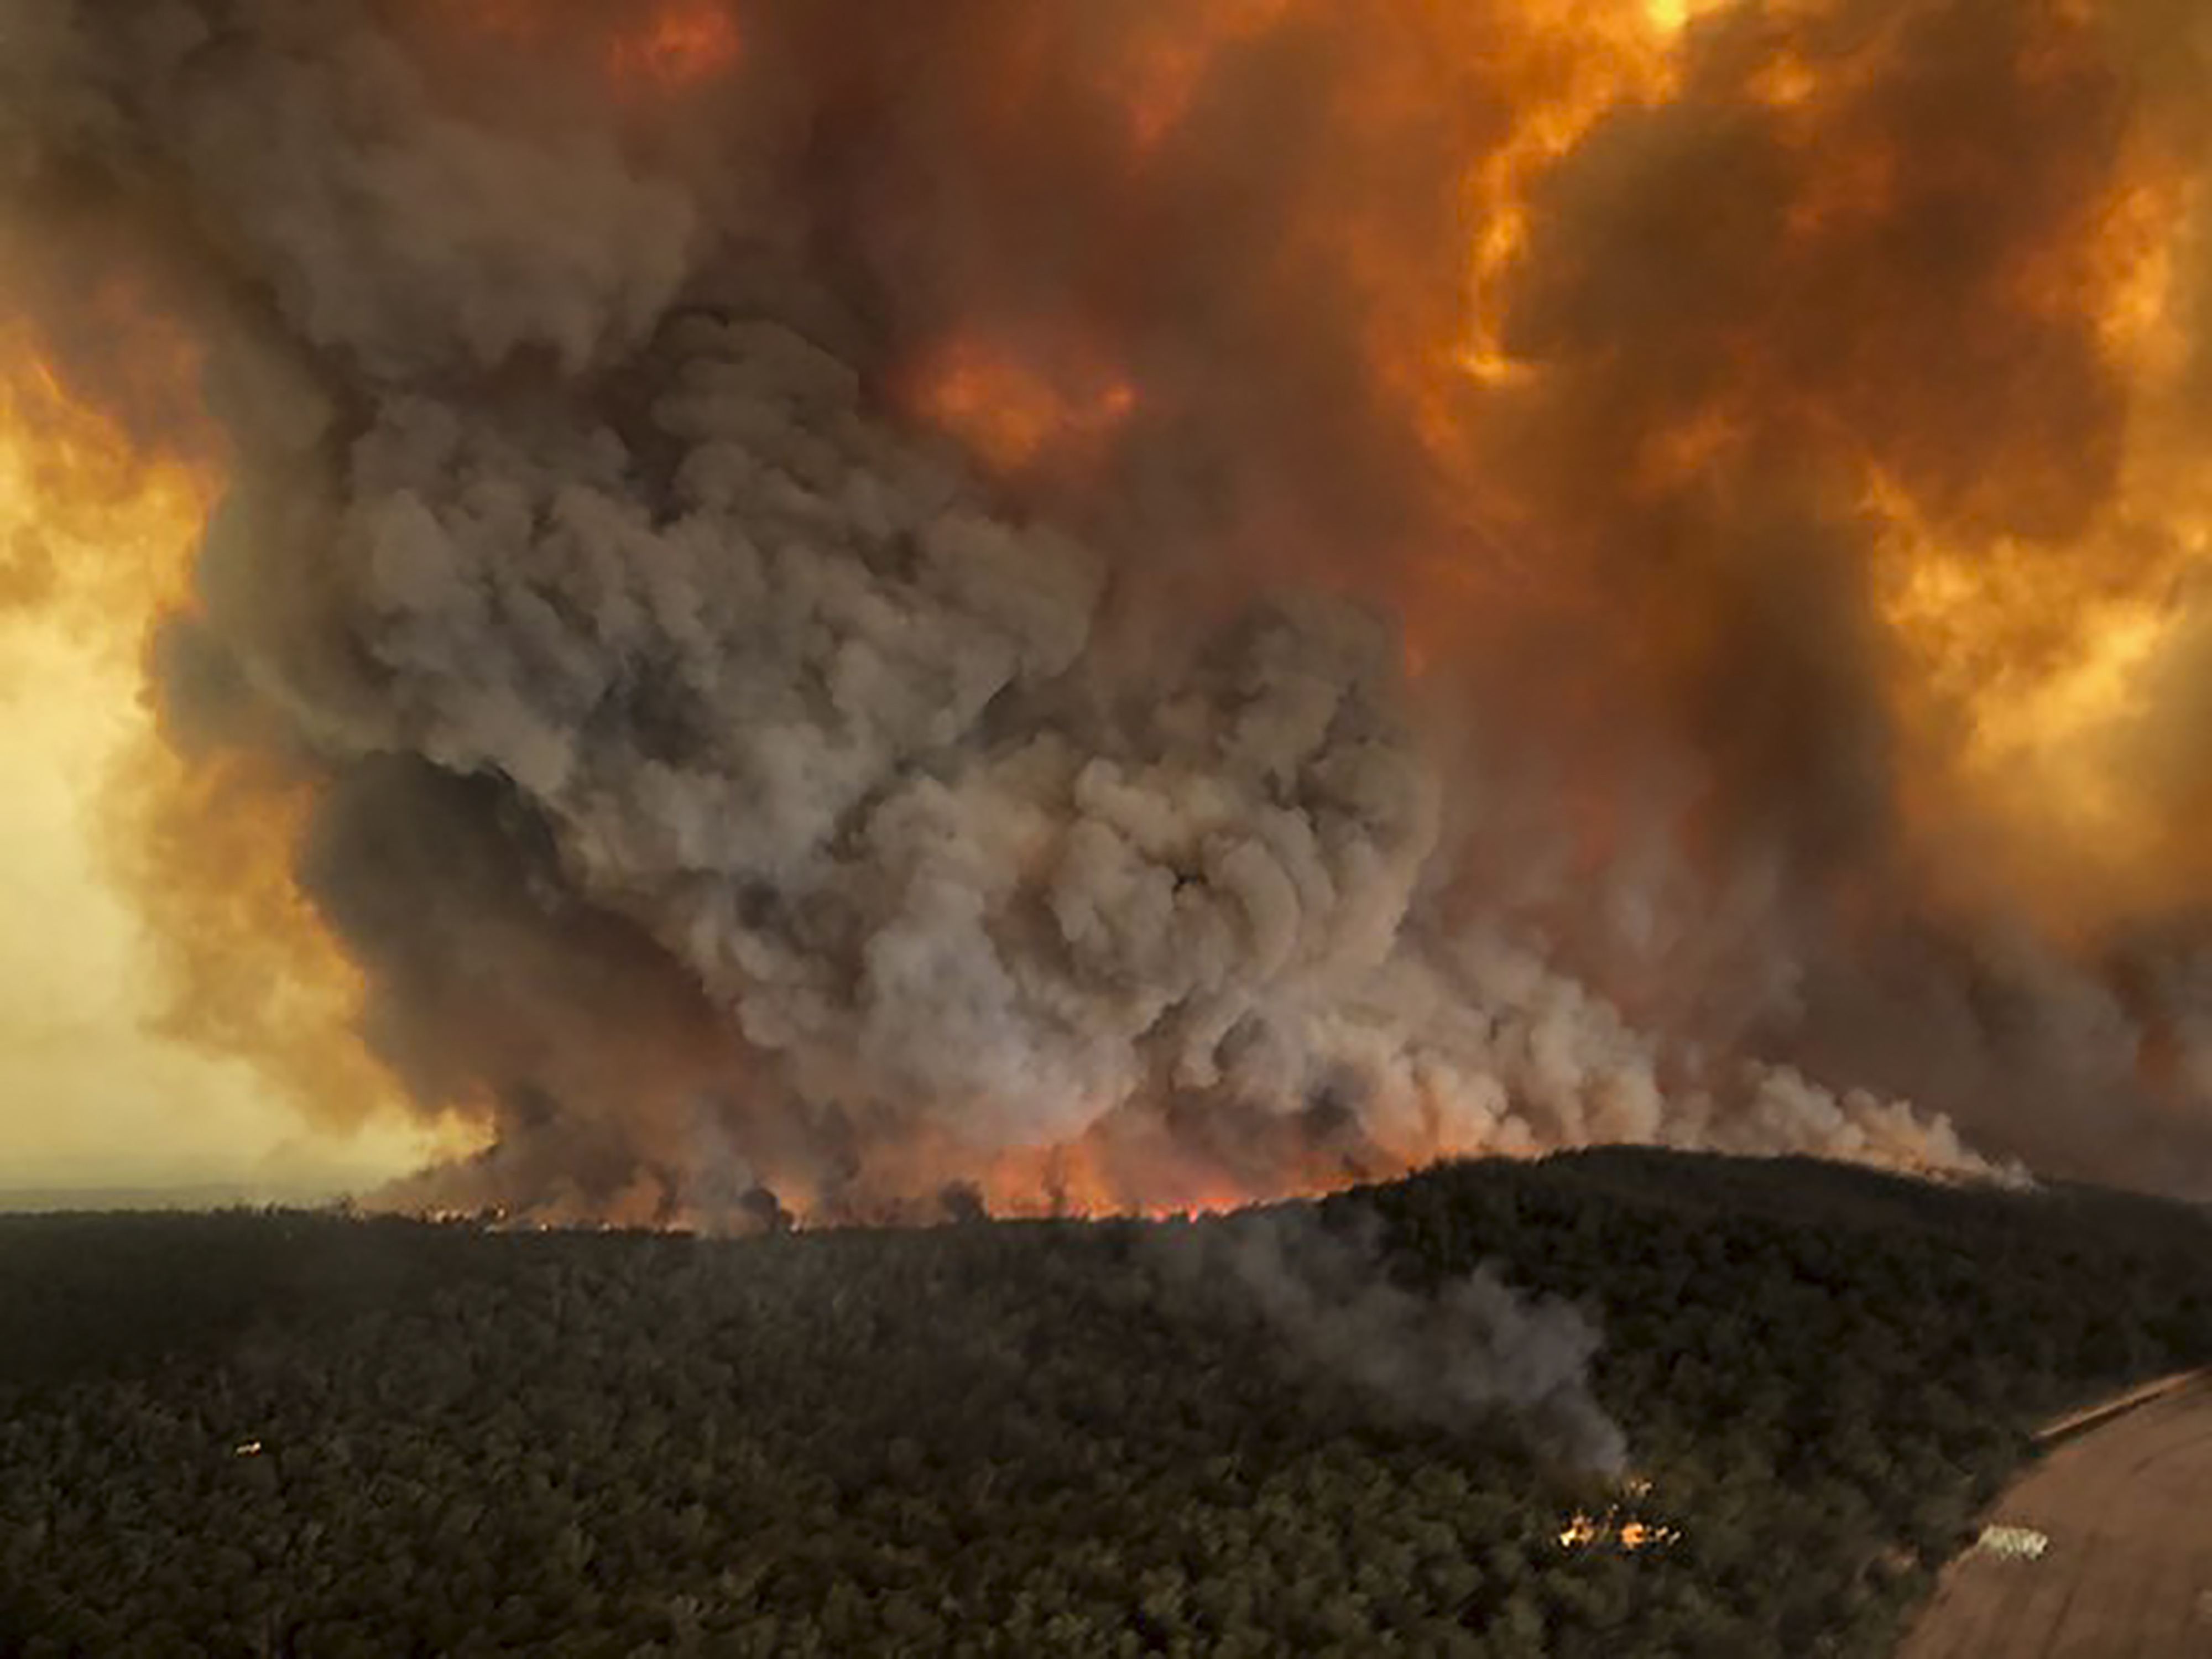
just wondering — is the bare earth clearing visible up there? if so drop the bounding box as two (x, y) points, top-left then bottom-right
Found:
(1901, 1375), (2212, 1658)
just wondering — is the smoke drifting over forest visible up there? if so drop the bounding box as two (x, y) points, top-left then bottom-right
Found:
(1154, 1207), (1630, 1473)
(6, 0), (2212, 1222)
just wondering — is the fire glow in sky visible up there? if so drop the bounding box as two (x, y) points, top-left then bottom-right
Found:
(3, 0), (2212, 1222)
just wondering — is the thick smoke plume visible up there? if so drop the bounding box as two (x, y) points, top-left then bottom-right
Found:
(5, 0), (2212, 1219)
(1151, 1206), (1629, 1473)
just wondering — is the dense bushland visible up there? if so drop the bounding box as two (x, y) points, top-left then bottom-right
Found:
(1, 1149), (2206, 1656)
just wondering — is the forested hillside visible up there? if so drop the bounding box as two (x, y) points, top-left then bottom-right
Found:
(2, 1150), (2207, 1656)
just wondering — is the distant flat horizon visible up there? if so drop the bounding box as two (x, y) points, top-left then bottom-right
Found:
(0, 1178), (375, 1214)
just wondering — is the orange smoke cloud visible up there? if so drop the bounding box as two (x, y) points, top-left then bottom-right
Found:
(608, 1), (742, 94)
(436, 0), (742, 100)
(909, 334), (1138, 477)
(11, 0), (2212, 1218)
(0, 306), (408, 1146)
(1110, 0), (1292, 155)
(0, 312), (205, 627)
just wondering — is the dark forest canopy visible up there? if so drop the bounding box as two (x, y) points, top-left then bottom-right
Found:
(2, 1149), (2208, 1656)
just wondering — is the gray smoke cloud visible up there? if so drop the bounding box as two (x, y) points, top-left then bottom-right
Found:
(19, 0), (2212, 1224)
(1151, 1205), (1630, 1473)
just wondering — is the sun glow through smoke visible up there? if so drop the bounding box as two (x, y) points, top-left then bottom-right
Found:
(0, 320), (461, 1192)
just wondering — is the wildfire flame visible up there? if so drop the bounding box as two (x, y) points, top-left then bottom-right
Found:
(1557, 1480), (1681, 1552)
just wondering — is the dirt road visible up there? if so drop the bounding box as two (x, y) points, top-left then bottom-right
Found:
(1899, 1374), (2212, 1658)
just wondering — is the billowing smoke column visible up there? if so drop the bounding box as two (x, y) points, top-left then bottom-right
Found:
(6, 0), (2212, 1221)
(1152, 1207), (1631, 1473)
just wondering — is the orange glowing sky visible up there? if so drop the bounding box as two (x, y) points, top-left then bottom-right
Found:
(0, 334), (471, 1197)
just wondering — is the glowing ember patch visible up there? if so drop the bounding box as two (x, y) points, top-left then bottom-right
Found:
(609, 1), (742, 92)
(1557, 1501), (1683, 1552)
(971, 1124), (1356, 1223)
(913, 339), (1138, 476)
